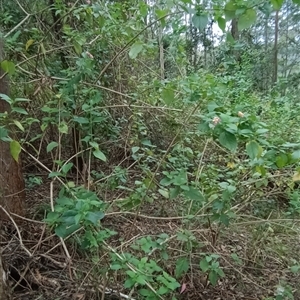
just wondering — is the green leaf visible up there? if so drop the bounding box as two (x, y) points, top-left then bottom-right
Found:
(0, 93), (11, 103)
(292, 150), (300, 160)
(129, 42), (143, 59)
(12, 107), (28, 115)
(224, 1), (237, 21)
(155, 9), (169, 19)
(175, 257), (189, 277)
(208, 270), (218, 286)
(44, 212), (59, 224)
(192, 13), (209, 31)
(290, 265), (300, 273)
(25, 39), (34, 51)
(56, 197), (73, 206)
(1, 60), (16, 75)
(10, 140), (21, 162)
(158, 188), (169, 199)
(86, 211), (105, 224)
(73, 116), (89, 124)
(246, 140), (260, 160)
(199, 258), (210, 272)
(218, 131), (237, 152)
(292, 0), (300, 4)
(93, 149), (107, 162)
(55, 224), (80, 238)
(275, 153), (288, 168)
(48, 171), (63, 178)
(58, 122), (68, 134)
(0, 127), (9, 141)
(61, 163), (73, 174)
(73, 41), (82, 55)
(162, 88), (174, 105)
(271, 0), (284, 10)
(184, 187), (205, 202)
(132, 146), (140, 154)
(13, 120), (24, 132)
(47, 141), (59, 153)
(217, 17), (226, 32)
(170, 186), (181, 199)
(238, 9), (256, 31)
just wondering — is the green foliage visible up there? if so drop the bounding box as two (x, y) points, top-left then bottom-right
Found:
(199, 254), (225, 286)
(2, 0), (300, 298)
(44, 186), (111, 248)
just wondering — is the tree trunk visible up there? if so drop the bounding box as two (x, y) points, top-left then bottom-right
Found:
(0, 39), (25, 221)
(273, 10), (279, 84)
(231, 18), (241, 65)
(0, 254), (9, 300)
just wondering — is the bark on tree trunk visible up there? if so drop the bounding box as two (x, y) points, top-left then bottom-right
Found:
(0, 39), (25, 221)
(273, 10), (279, 84)
(0, 254), (9, 300)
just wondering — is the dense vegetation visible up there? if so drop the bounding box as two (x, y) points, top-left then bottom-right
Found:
(1, 0), (300, 299)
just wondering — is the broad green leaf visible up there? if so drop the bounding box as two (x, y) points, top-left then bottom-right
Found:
(155, 9), (169, 19)
(25, 39), (34, 51)
(271, 0), (284, 10)
(61, 163), (73, 174)
(292, 0), (300, 4)
(93, 149), (107, 161)
(157, 286), (169, 295)
(73, 116), (89, 124)
(290, 265), (300, 273)
(208, 271), (218, 286)
(238, 9), (256, 31)
(139, 2), (148, 17)
(58, 122), (68, 134)
(158, 188), (169, 198)
(10, 140), (21, 162)
(132, 146), (140, 154)
(217, 17), (226, 32)
(129, 42), (143, 59)
(192, 13), (209, 31)
(224, 1), (237, 20)
(218, 131), (237, 152)
(162, 88), (174, 105)
(292, 150), (300, 160)
(55, 224), (80, 238)
(170, 186), (181, 199)
(47, 141), (59, 153)
(1, 60), (16, 75)
(175, 257), (189, 277)
(246, 140), (260, 160)
(199, 258), (209, 272)
(275, 153), (288, 168)
(44, 212), (59, 224)
(86, 211), (105, 224)
(48, 171), (63, 178)
(73, 41), (82, 55)
(56, 197), (73, 206)
(0, 127), (9, 141)
(184, 187), (205, 202)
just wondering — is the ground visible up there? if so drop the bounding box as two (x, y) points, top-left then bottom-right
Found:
(1, 174), (300, 300)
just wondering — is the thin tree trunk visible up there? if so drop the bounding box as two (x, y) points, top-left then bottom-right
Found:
(0, 254), (9, 300)
(158, 26), (165, 80)
(0, 39), (25, 221)
(273, 10), (279, 83)
(231, 18), (241, 64)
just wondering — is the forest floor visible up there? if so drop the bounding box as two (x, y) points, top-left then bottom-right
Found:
(2, 174), (300, 300)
